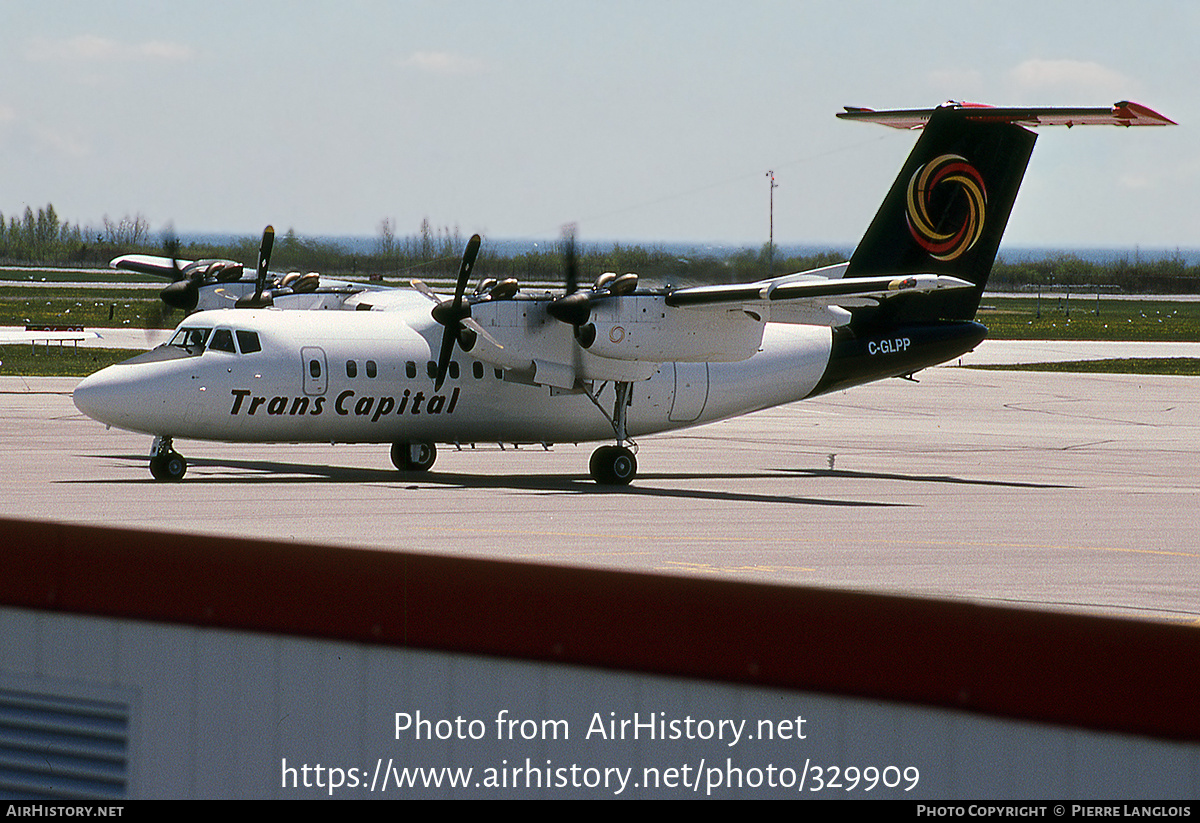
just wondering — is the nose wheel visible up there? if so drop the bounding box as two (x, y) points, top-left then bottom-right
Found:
(149, 437), (187, 481)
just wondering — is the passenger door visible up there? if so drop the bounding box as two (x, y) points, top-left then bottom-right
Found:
(302, 347), (327, 395)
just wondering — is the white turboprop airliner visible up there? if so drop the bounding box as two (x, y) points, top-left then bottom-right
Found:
(73, 101), (1174, 484)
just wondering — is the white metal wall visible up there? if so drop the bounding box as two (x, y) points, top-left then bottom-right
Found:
(2, 606), (1195, 800)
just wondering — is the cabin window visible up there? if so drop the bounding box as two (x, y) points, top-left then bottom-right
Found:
(473, 361), (484, 379)
(366, 360), (377, 378)
(426, 361), (437, 379)
(346, 360), (357, 378)
(235, 330), (261, 354)
(309, 360), (322, 379)
(495, 368), (503, 379)
(448, 361), (459, 379)
(209, 328), (236, 353)
(406, 361), (417, 379)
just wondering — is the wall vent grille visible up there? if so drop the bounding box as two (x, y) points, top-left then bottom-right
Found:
(0, 686), (129, 800)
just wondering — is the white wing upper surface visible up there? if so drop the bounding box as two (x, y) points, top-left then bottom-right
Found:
(665, 264), (973, 326)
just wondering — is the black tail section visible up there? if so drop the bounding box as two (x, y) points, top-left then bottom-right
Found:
(807, 100), (1170, 399)
(844, 106), (1037, 322)
(808, 106), (1036, 397)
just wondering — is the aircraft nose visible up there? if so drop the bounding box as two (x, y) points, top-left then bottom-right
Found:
(73, 366), (128, 427)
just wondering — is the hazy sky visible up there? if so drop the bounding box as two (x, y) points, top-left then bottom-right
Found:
(2, 1), (1196, 248)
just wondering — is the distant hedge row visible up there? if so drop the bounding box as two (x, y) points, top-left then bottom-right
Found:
(3, 204), (1197, 293)
(989, 253), (1200, 294)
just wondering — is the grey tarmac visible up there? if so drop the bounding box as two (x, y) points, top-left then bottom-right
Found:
(2, 362), (1196, 625)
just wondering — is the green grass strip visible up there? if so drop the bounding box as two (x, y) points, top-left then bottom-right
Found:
(0, 346), (135, 377)
(963, 358), (1200, 375)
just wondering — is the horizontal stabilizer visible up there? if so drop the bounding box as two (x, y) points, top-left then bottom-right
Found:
(838, 101), (1176, 130)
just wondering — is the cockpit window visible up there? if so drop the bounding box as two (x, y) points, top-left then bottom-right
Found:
(236, 330), (261, 354)
(168, 327), (211, 350)
(209, 328), (236, 352)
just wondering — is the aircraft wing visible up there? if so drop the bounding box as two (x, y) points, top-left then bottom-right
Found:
(665, 268), (974, 323)
(110, 254), (192, 278)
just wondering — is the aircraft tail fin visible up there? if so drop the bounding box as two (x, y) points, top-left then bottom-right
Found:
(842, 104), (1037, 321)
(839, 101), (1173, 321)
(805, 102), (1172, 397)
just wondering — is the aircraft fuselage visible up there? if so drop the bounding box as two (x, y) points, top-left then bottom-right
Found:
(73, 307), (855, 447)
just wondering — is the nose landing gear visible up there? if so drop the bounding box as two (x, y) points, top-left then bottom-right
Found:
(149, 436), (187, 481)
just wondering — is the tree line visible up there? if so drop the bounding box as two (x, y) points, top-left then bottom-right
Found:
(988, 252), (1200, 295)
(2, 203), (1198, 293)
(0, 204), (848, 286)
(0, 204), (159, 265)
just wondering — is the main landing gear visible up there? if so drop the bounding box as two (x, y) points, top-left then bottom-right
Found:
(589, 444), (637, 485)
(391, 441), (437, 472)
(587, 380), (637, 486)
(148, 436), (186, 481)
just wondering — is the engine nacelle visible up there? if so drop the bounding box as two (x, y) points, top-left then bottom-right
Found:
(584, 295), (765, 363)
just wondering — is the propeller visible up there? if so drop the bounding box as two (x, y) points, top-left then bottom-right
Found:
(156, 232), (198, 313)
(235, 226), (275, 308)
(147, 226), (270, 316)
(546, 226), (598, 348)
(143, 229), (193, 335)
(425, 234), (482, 391)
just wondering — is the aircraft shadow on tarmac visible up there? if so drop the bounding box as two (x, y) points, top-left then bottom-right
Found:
(73, 454), (916, 508)
(782, 468), (1076, 490)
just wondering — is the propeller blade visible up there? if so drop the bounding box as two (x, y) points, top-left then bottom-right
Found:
(462, 317), (502, 350)
(454, 234), (482, 304)
(434, 326), (458, 391)
(547, 226), (592, 327)
(410, 279), (441, 303)
(253, 225), (275, 302)
(433, 234), (484, 391)
(235, 225), (276, 308)
(563, 224), (578, 296)
(163, 228), (185, 282)
(143, 296), (174, 345)
(155, 229), (197, 311)
(561, 225), (587, 384)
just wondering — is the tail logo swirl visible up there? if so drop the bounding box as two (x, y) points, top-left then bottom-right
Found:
(905, 154), (987, 261)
